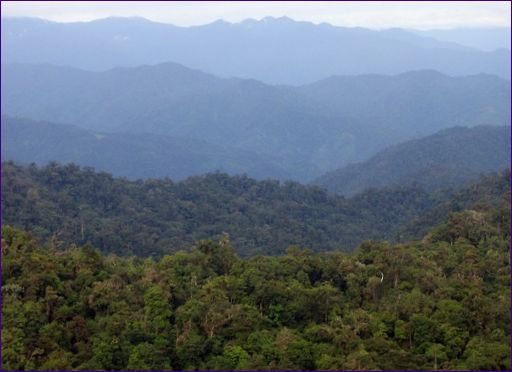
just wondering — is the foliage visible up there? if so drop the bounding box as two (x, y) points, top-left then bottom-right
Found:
(3, 161), (508, 257)
(2, 200), (509, 370)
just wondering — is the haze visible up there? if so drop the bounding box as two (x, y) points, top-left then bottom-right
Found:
(2, 0), (511, 30)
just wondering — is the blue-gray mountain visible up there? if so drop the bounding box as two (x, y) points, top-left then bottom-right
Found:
(413, 27), (511, 52)
(298, 70), (510, 138)
(1, 63), (373, 180)
(1, 115), (291, 181)
(313, 126), (511, 196)
(1, 16), (510, 84)
(2, 63), (510, 181)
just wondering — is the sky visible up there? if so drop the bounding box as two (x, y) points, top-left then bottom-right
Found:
(1, 1), (510, 30)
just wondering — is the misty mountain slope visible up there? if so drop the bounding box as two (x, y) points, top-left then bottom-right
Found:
(413, 27), (511, 51)
(0, 62), (227, 132)
(1, 16), (510, 84)
(0, 64), (371, 180)
(299, 70), (511, 137)
(0, 116), (292, 181)
(314, 126), (511, 196)
(0, 63), (400, 179)
(2, 63), (510, 181)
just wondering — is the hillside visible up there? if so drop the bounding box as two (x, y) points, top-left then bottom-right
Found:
(2, 64), (510, 181)
(2, 161), (508, 257)
(1, 115), (290, 181)
(1, 16), (510, 83)
(400, 169), (511, 240)
(314, 126), (511, 196)
(0, 161), (430, 257)
(414, 27), (511, 51)
(299, 71), (511, 138)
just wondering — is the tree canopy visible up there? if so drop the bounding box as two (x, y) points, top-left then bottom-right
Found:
(2, 161), (508, 257)
(2, 196), (509, 369)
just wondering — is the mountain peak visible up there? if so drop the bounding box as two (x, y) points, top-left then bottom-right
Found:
(260, 16), (296, 24)
(264, 16), (292, 21)
(208, 19), (230, 26)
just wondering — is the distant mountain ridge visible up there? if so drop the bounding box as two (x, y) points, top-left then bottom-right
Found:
(1, 115), (291, 181)
(413, 27), (511, 52)
(299, 70), (511, 137)
(2, 63), (509, 181)
(2, 16), (509, 84)
(313, 125), (511, 196)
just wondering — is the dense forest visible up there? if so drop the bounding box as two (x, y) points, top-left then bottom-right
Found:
(3, 194), (510, 370)
(3, 161), (509, 257)
(3, 162), (510, 370)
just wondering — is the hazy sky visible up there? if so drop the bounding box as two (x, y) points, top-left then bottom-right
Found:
(1, 1), (510, 30)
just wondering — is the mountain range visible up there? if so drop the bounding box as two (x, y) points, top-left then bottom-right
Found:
(1, 115), (290, 180)
(2, 63), (510, 181)
(2, 16), (510, 84)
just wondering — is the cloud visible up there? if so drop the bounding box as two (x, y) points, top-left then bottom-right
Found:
(1, 1), (510, 29)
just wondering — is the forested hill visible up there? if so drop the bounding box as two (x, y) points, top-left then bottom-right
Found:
(314, 125), (511, 196)
(400, 167), (511, 241)
(2, 161), (509, 257)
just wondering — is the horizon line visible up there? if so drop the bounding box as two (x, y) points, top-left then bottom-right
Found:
(2, 14), (511, 31)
